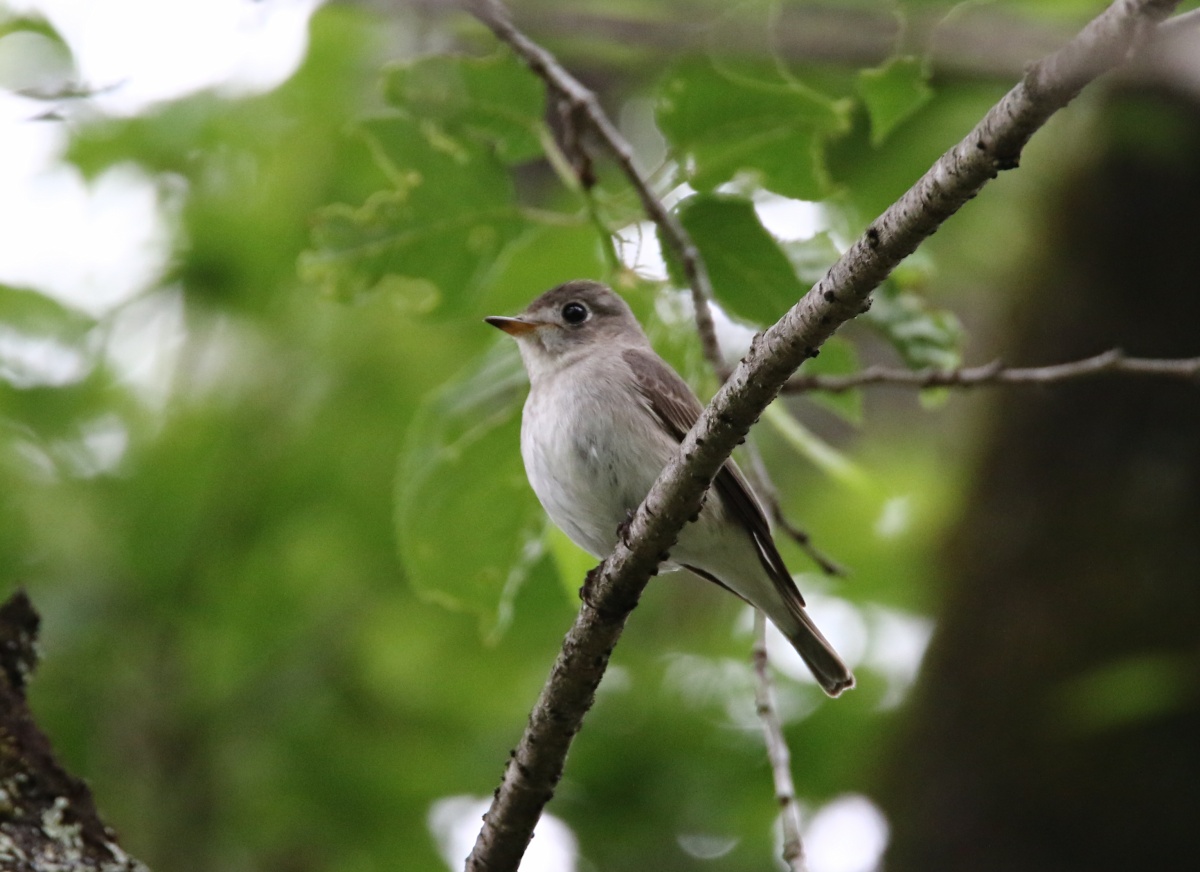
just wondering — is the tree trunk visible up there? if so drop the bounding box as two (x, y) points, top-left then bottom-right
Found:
(0, 591), (148, 872)
(881, 88), (1200, 872)
(878, 86), (1200, 872)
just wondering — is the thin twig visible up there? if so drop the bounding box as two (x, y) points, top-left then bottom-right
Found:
(752, 612), (808, 872)
(783, 349), (1200, 394)
(743, 439), (846, 577)
(463, 3), (1182, 870)
(465, 0), (730, 381)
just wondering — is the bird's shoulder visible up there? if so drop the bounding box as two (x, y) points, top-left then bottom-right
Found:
(619, 346), (704, 440)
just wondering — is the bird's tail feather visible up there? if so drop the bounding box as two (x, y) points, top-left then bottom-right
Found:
(786, 609), (855, 697)
(678, 561), (853, 695)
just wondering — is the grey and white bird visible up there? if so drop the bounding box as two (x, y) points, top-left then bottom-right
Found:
(486, 279), (854, 696)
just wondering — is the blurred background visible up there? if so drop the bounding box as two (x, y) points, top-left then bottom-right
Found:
(1, 1), (1198, 870)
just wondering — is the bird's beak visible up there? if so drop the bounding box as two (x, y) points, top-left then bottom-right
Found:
(485, 315), (539, 336)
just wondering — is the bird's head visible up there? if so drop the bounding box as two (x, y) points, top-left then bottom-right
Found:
(485, 280), (647, 379)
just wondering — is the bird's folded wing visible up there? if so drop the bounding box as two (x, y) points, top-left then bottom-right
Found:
(621, 347), (806, 611)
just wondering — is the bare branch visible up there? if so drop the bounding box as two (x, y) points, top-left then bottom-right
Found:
(743, 439), (846, 578)
(783, 350), (1200, 394)
(465, 0), (730, 381)
(463, 2), (1182, 870)
(752, 613), (809, 872)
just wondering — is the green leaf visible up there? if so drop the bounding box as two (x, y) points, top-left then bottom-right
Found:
(0, 285), (94, 341)
(381, 52), (544, 164)
(857, 56), (933, 146)
(802, 336), (863, 423)
(663, 193), (805, 326)
(0, 15), (67, 43)
(657, 60), (850, 200)
(480, 221), (610, 316)
(763, 403), (867, 490)
(782, 231), (842, 286)
(825, 79), (1007, 223)
(300, 116), (525, 311)
(865, 281), (964, 371)
(0, 17), (74, 96)
(395, 342), (547, 635)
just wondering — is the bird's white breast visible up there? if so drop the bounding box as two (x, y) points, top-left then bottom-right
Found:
(517, 347), (789, 635)
(520, 355), (672, 559)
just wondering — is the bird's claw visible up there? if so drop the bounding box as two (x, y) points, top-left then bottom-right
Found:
(616, 508), (637, 544)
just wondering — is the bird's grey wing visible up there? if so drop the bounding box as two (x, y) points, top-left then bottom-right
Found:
(621, 347), (806, 610)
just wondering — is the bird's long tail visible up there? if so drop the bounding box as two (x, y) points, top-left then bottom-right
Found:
(682, 560), (856, 696)
(785, 608), (855, 697)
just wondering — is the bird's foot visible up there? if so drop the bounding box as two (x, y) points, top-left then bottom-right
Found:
(578, 565), (604, 608)
(616, 508), (637, 544)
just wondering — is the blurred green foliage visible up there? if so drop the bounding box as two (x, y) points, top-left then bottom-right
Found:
(664, 193), (807, 324)
(856, 57), (934, 148)
(656, 58), (850, 199)
(0, 1), (1180, 870)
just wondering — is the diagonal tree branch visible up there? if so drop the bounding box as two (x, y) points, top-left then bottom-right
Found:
(463, 2), (1183, 870)
(782, 349), (1200, 394)
(465, 0), (730, 381)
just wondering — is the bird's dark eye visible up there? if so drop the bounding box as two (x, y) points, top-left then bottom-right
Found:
(561, 302), (589, 325)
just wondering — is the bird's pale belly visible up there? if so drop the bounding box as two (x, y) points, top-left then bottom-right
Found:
(521, 386), (667, 559)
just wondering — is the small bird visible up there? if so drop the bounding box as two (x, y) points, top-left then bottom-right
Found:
(486, 280), (854, 696)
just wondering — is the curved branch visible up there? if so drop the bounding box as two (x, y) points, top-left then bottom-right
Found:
(782, 350), (1200, 394)
(464, 2), (1182, 870)
(466, 0), (729, 381)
